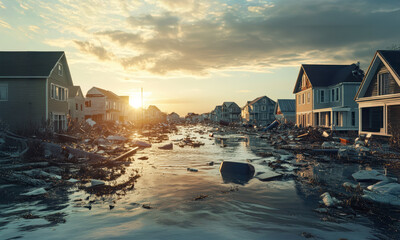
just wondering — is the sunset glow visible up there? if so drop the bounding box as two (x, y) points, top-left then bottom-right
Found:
(129, 94), (142, 109)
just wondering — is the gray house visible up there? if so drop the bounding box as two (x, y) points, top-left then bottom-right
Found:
(221, 102), (241, 123)
(0, 51), (74, 132)
(241, 96), (276, 126)
(210, 105), (222, 122)
(274, 99), (296, 123)
(355, 50), (400, 136)
(68, 86), (85, 122)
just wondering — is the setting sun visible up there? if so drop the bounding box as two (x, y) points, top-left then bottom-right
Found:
(129, 94), (142, 108)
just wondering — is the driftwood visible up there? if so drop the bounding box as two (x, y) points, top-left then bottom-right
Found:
(111, 147), (139, 162)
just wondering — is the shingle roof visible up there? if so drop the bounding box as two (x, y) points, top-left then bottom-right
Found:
(294, 64), (363, 93)
(0, 51), (64, 77)
(277, 99), (295, 113)
(378, 50), (400, 79)
(248, 96), (275, 106)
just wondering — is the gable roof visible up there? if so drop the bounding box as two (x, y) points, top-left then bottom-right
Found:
(378, 50), (400, 80)
(68, 86), (82, 98)
(223, 102), (239, 108)
(276, 99), (295, 113)
(355, 50), (400, 100)
(88, 87), (120, 99)
(248, 96), (276, 106)
(293, 63), (364, 93)
(0, 51), (64, 78)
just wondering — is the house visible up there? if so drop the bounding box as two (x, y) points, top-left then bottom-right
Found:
(210, 105), (222, 122)
(85, 87), (125, 122)
(221, 102), (241, 123)
(274, 99), (296, 123)
(145, 105), (166, 123)
(167, 112), (181, 123)
(68, 86), (85, 122)
(293, 63), (363, 130)
(241, 96), (276, 126)
(0, 51), (74, 132)
(355, 50), (400, 136)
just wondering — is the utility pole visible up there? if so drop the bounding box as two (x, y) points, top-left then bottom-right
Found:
(141, 87), (144, 129)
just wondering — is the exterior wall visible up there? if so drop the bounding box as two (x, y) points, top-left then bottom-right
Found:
(85, 96), (106, 121)
(295, 88), (313, 127)
(365, 64), (400, 97)
(0, 78), (46, 131)
(68, 97), (85, 122)
(47, 56), (70, 121)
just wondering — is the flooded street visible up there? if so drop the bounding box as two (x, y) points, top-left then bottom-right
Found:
(0, 125), (398, 240)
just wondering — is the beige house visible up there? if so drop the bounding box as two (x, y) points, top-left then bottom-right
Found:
(85, 87), (126, 122)
(68, 86), (85, 122)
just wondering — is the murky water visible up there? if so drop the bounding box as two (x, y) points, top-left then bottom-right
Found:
(0, 126), (397, 239)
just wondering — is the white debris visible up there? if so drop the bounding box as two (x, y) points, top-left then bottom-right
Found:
(23, 169), (61, 180)
(132, 140), (152, 148)
(67, 178), (79, 183)
(86, 118), (96, 127)
(352, 170), (388, 182)
(343, 182), (359, 189)
(106, 135), (127, 142)
(322, 131), (330, 138)
(363, 181), (400, 206)
(21, 187), (47, 196)
(320, 192), (340, 207)
(91, 179), (105, 187)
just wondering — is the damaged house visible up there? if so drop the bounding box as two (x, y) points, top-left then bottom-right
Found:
(0, 51), (74, 132)
(274, 99), (296, 123)
(85, 87), (126, 122)
(68, 86), (85, 122)
(210, 105), (222, 122)
(355, 50), (400, 136)
(293, 63), (363, 130)
(241, 96), (276, 126)
(145, 105), (166, 123)
(221, 102), (241, 123)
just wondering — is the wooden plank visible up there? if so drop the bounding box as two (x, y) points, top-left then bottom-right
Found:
(111, 147), (139, 161)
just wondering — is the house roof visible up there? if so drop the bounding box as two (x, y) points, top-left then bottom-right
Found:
(90, 87), (120, 99)
(355, 50), (400, 100)
(276, 99), (296, 112)
(248, 96), (276, 106)
(148, 105), (161, 112)
(294, 64), (364, 93)
(378, 50), (400, 80)
(68, 86), (81, 98)
(0, 51), (64, 78)
(223, 102), (239, 108)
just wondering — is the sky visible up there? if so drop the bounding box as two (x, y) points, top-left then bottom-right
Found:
(1, 0), (400, 116)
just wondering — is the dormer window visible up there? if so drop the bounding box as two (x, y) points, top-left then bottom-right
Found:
(58, 64), (63, 76)
(378, 72), (390, 95)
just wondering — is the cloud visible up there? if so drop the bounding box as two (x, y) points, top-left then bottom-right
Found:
(28, 25), (40, 33)
(237, 90), (252, 93)
(0, 19), (11, 29)
(74, 40), (114, 61)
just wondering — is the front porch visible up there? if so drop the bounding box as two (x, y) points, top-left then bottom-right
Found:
(359, 103), (400, 136)
(313, 107), (358, 131)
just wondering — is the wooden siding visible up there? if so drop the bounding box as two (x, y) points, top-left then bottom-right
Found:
(0, 78), (46, 131)
(365, 64), (400, 97)
(47, 55), (71, 118)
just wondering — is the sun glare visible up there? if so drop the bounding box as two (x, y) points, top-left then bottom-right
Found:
(129, 94), (142, 108)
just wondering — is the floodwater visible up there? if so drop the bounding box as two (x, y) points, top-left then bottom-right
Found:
(0, 126), (398, 240)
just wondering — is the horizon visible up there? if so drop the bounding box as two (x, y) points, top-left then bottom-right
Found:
(1, 0), (400, 116)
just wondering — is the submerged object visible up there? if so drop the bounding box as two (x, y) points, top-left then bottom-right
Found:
(219, 161), (255, 184)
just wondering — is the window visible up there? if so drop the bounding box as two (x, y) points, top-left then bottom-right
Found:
(302, 74), (307, 88)
(378, 73), (390, 95)
(320, 90), (325, 103)
(50, 83), (68, 101)
(307, 92), (310, 103)
(336, 88), (339, 101)
(331, 89), (335, 102)
(76, 103), (78, 110)
(0, 84), (8, 101)
(298, 95), (301, 105)
(261, 106), (266, 111)
(351, 111), (356, 126)
(302, 94), (305, 104)
(262, 113), (266, 119)
(52, 114), (67, 132)
(85, 100), (91, 107)
(58, 64), (63, 76)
